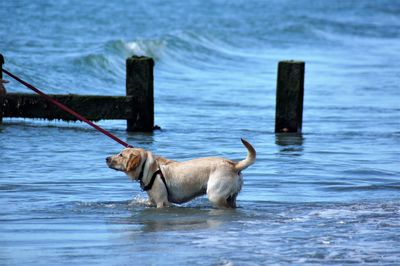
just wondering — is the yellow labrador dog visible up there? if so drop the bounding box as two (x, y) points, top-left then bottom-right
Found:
(106, 139), (256, 208)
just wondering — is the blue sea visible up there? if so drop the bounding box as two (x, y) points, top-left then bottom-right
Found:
(1, 0), (399, 265)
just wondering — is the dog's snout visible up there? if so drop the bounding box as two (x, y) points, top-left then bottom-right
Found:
(106, 156), (111, 163)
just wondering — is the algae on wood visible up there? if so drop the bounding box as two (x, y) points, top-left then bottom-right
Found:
(3, 93), (135, 122)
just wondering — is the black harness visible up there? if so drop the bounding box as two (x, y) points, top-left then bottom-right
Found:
(137, 159), (170, 197)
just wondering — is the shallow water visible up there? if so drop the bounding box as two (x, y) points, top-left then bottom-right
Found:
(1, 0), (400, 265)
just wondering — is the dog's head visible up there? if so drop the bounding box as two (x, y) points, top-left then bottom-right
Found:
(106, 148), (147, 180)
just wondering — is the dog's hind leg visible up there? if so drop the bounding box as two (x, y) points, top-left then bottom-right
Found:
(207, 172), (242, 208)
(226, 194), (238, 208)
(207, 186), (238, 209)
(208, 194), (231, 208)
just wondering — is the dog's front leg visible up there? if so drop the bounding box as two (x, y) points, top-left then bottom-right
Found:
(156, 201), (170, 208)
(153, 196), (170, 208)
(148, 183), (170, 208)
(154, 193), (171, 208)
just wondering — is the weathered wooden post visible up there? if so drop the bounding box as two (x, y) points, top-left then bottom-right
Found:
(0, 54), (3, 79)
(0, 54), (5, 123)
(275, 60), (305, 133)
(126, 56), (154, 131)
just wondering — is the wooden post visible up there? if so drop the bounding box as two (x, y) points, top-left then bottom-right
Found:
(275, 60), (305, 133)
(0, 54), (5, 123)
(126, 56), (154, 131)
(0, 54), (3, 80)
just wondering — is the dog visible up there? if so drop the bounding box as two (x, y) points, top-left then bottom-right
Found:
(106, 139), (256, 208)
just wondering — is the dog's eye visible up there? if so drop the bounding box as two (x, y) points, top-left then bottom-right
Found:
(119, 154), (123, 157)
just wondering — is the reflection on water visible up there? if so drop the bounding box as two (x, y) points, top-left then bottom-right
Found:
(275, 133), (304, 155)
(126, 131), (156, 142)
(134, 207), (235, 233)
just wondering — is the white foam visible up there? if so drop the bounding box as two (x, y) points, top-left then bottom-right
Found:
(128, 195), (153, 207)
(124, 40), (166, 60)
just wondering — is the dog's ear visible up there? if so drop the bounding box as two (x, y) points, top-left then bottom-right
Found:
(126, 154), (141, 172)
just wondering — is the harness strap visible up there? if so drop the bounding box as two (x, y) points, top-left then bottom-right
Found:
(137, 158), (147, 183)
(140, 168), (170, 199)
(159, 172), (170, 196)
(141, 169), (162, 191)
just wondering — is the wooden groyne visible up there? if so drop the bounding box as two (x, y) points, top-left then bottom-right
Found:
(0, 55), (155, 132)
(1, 54), (305, 133)
(2, 93), (133, 121)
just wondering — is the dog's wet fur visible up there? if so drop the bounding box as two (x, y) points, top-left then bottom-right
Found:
(106, 139), (256, 208)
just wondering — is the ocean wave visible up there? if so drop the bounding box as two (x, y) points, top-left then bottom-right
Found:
(74, 53), (110, 69)
(125, 40), (166, 61)
(99, 33), (257, 76)
(70, 38), (166, 79)
(105, 39), (166, 61)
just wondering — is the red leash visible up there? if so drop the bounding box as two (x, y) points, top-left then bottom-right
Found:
(2, 68), (132, 148)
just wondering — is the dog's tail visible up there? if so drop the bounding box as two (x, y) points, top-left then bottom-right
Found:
(235, 138), (256, 172)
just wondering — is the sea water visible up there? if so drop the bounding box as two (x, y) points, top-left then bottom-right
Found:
(0, 0), (399, 265)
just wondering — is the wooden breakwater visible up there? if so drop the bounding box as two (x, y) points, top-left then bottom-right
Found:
(1, 53), (305, 133)
(275, 60), (305, 133)
(0, 56), (155, 131)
